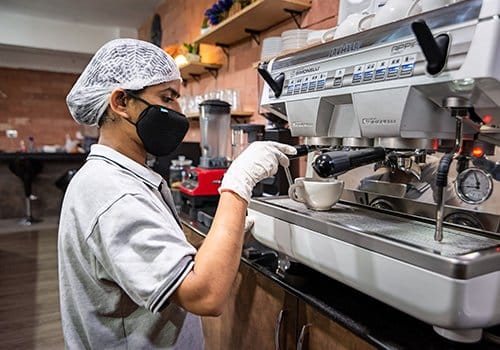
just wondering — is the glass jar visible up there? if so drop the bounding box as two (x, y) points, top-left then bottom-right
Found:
(169, 156), (192, 211)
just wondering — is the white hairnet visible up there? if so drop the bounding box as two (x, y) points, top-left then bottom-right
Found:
(66, 38), (181, 126)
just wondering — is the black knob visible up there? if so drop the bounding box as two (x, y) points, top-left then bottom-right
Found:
(313, 147), (386, 178)
(411, 19), (449, 76)
(473, 157), (500, 181)
(257, 62), (285, 98)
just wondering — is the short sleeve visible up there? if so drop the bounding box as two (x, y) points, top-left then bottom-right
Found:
(87, 193), (196, 313)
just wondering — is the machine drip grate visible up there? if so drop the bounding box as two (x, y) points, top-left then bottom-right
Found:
(264, 198), (500, 257)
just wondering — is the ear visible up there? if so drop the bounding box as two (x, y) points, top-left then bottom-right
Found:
(109, 88), (130, 118)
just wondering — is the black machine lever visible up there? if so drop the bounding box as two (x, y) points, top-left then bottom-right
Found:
(313, 147), (386, 178)
(258, 62), (285, 98)
(473, 157), (500, 181)
(411, 19), (450, 76)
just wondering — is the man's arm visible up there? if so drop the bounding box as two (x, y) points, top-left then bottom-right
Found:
(170, 191), (246, 316)
(170, 141), (297, 316)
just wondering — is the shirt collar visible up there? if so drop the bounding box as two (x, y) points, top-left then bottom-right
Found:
(87, 144), (163, 190)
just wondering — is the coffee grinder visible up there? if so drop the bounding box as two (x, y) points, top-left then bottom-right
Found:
(180, 100), (231, 220)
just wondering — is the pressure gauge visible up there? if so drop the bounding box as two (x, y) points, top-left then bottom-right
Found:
(455, 168), (493, 204)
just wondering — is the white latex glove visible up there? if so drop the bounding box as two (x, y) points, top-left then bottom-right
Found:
(243, 215), (255, 245)
(244, 215), (255, 233)
(219, 141), (297, 203)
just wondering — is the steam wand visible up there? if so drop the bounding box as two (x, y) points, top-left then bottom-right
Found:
(434, 97), (469, 242)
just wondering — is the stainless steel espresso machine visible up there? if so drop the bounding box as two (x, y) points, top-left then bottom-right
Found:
(249, 0), (500, 343)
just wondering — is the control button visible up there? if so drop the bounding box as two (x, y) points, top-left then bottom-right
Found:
(387, 57), (401, 80)
(294, 78), (302, 94)
(333, 77), (343, 88)
(301, 77), (309, 92)
(400, 54), (416, 77)
(375, 60), (388, 81)
(363, 63), (376, 83)
(352, 65), (364, 84)
(301, 82), (309, 93)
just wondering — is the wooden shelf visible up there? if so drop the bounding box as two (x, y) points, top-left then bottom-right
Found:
(179, 62), (222, 81)
(194, 0), (311, 46)
(186, 110), (254, 119)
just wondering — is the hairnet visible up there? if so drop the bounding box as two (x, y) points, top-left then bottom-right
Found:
(66, 38), (181, 126)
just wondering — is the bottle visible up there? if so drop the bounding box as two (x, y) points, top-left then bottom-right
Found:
(19, 140), (26, 152)
(28, 136), (35, 152)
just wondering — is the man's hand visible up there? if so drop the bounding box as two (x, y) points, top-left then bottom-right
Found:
(219, 141), (297, 203)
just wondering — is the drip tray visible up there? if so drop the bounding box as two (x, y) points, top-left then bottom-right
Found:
(263, 197), (499, 257)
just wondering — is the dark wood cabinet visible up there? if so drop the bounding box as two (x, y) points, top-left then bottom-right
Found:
(201, 263), (298, 350)
(296, 302), (375, 350)
(183, 225), (375, 350)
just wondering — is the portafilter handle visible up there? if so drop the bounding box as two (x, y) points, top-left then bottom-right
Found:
(287, 144), (319, 159)
(312, 147), (386, 178)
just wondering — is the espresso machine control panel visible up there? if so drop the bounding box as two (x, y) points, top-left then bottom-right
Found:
(281, 53), (418, 97)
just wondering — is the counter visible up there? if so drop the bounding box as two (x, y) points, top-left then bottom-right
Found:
(0, 152), (88, 162)
(181, 215), (500, 350)
(0, 152), (87, 219)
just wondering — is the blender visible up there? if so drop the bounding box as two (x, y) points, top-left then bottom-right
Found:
(180, 100), (231, 220)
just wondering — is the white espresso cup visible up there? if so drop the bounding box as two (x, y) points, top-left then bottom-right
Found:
(330, 12), (375, 40)
(420, 0), (459, 12)
(288, 177), (344, 211)
(370, 0), (422, 28)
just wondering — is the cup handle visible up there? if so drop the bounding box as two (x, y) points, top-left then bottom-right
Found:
(321, 28), (336, 43)
(407, 0), (422, 17)
(358, 13), (374, 32)
(288, 183), (305, 203)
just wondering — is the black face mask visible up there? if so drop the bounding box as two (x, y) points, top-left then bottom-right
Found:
(124, 91), (189, 157)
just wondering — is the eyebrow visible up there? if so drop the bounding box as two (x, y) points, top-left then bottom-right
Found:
(160, 87), (181, 98)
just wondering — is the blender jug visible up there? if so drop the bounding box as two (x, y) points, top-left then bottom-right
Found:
(231, 124), (265, 159)
(199, 100), (231, 168)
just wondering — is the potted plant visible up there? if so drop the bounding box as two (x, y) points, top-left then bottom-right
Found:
(201, 16), (210, 35)
(183, 43), (200, 63)
(204, 0), (233, 26)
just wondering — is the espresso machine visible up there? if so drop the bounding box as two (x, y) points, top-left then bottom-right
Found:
(180, 100), (231, 220)
(249, 0), (500, 343)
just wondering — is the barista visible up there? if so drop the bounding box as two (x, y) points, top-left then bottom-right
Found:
(58, 38), (297, 348)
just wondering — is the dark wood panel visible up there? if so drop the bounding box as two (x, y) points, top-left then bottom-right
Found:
(183, 225), (297, 350)
(297, 302), (376, 350)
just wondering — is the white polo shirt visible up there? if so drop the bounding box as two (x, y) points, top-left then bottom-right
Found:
(58, 144), (203, 349)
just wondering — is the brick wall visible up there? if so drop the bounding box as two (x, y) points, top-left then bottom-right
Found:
(0, 68), (80, 151)
(0, 1), (338, 156)
(138, 0), (339, 143)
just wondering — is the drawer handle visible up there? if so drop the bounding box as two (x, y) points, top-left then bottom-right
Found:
(274, 309), (287, 350)
(296, 324), (311, 350)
